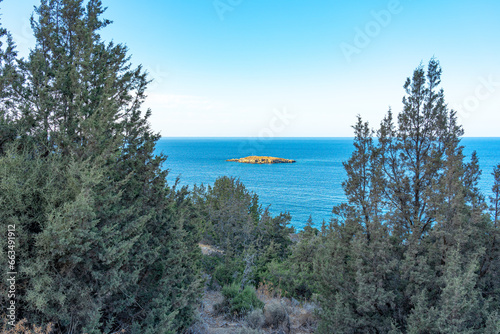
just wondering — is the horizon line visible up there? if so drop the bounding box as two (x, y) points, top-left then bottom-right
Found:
(158, 136), (500, 139)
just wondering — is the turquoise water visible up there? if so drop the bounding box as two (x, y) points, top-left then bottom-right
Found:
(155, 138), (500, 229)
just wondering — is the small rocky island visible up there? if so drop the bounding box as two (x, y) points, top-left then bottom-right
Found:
(226, 156), (296, 164)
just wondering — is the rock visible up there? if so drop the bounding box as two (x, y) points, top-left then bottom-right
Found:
(226, 156), (296, 164)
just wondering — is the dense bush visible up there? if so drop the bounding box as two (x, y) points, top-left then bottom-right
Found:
(0, 1), (201, 332)
(212, 257), (245, 287)
(215, 283), (265, 316)
(262, 220), (320, 300)
(201, 254), (224, 275)
(193, 176), (293, 290)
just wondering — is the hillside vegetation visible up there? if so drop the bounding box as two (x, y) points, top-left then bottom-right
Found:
(0, 1), (499, 333)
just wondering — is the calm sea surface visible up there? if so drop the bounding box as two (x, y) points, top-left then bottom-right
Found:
(155, 138), (500, 230)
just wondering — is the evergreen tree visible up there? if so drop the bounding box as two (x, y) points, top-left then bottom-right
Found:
(479, 163), (500, 314)
(378, 59), (456, 240)
(0, 0), (21, 155)
(490, 164), (500, 227)
(193, 176), (293, 289)
(435, 248), (484, 333)
(194, 176), (261, 253)
(464, 151), (485, 209)
(342, 115), (384, 232)
(0, 0), (201, 332)
(316, 59), (500, 333)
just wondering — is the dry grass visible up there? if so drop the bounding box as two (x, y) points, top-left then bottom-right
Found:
(264, 302), (289, 331)
(245, 309), (264, 330)
(256, 280), (283, 303)
(256, 282), (318, 333)
(287, 304), (317, 332)
(195, 284), (317, 333)
(199, 243), (224, 256)
(1, 319), (53, 334)
(237, 327), (263, 334)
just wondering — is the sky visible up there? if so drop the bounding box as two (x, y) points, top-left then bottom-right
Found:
(2, 0), (500, 137)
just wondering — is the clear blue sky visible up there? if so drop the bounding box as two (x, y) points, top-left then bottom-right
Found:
(2, 0), (500, 136)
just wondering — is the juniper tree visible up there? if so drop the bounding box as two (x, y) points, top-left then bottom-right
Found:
(317, 112), (400, 331)
(260, 215), (318, 300)
(316, 59), (500, 333)
(480, 163), (500, 313)
(193, 176), (293, 289)
(464, 151), (485, 209)
(0, 0), (20, 155)
(194, 176), (261, 253)
(0, 0), (201, 332)
(376, 59), (457, 241)
(342, 115), (383, 228)
(491, 164), (500, 227)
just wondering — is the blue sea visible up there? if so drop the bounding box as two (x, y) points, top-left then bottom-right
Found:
(155, 138), (500, 230)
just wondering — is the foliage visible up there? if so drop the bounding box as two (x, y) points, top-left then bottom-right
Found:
(1, 2), (498, 332)
(212, 257), (245, 287)
(0, 0), (201, 332)
(193, 176), (293, 289)
(215, 283), (265, 317)
(261, 218), (320, 300)
(315, 59), (500, 333)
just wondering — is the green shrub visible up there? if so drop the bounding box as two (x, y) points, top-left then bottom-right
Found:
(262, 260), (315, 300)
(201, 254), (223, 274)
(212, 258), (245, 287)
(226, 284), (265, 315)
(216, 283), (264, 316)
